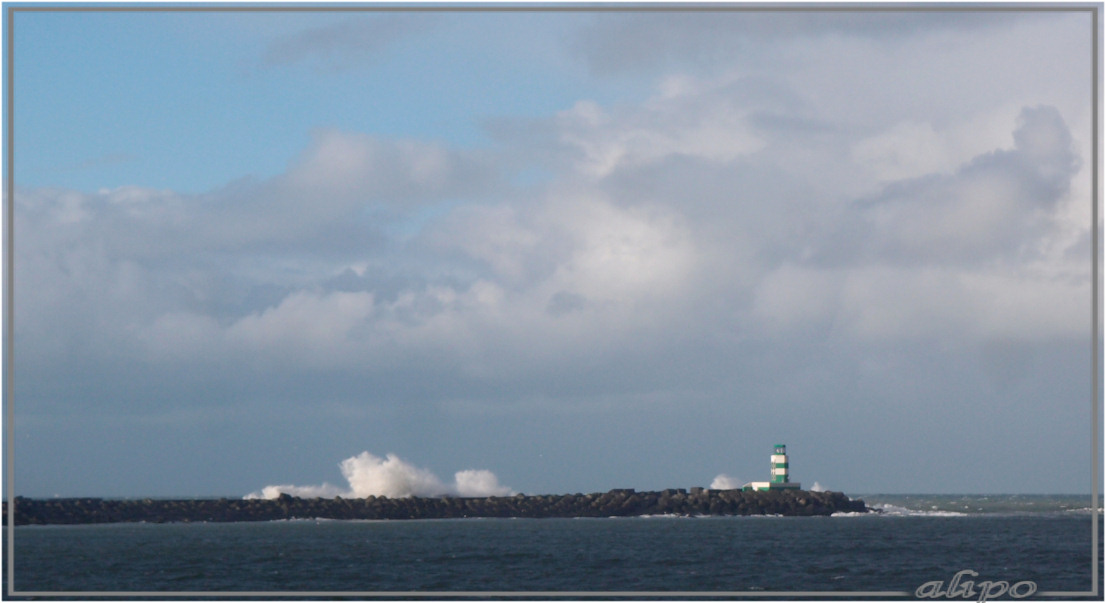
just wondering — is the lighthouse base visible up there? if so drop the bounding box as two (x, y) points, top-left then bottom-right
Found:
(742, 481), (801, 491)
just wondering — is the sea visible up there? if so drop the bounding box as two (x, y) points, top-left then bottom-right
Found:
(4, 494), (1102, 598)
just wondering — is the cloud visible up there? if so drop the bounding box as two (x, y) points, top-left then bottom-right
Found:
(194, 129), (494, 253)
(553, 96), (765, 177)
(11, 128), (500, 388)
(14, 18), (1091, 398)
(262, 15), (432, 70)
(748, 106), (1086, 342)
(284, 129), (489, 205)
(496, 74), (810, 180)
(115, 187), (699, 376)
(538, 196), (698, 306)
(855, 105), (1079, 266)
(421, 204), (542, 283)
(226, 289), (376, 368)
(573, 11), (1023, 75)
(15, 97), (1087, 403)
(15, 126), (492, 283)
(850, 107), (1022, 182)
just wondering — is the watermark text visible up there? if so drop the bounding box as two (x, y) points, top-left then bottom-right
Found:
(916, 569), (1037, 602)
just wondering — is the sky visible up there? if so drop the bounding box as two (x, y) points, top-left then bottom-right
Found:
(6, 5), (1100, 498)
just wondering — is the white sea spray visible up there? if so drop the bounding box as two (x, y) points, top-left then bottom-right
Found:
(709, 474), (743, 489)
(245, 451), (515, 499)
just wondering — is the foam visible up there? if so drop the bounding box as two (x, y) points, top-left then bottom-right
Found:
(245, 451), (514, 500)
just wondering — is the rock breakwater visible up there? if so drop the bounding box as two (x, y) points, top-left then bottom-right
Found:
(6, 488), (869, 525)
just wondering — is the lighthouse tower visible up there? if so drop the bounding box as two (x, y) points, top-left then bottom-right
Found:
(742, 444), (802, 491)
(771, 444), (790, 484)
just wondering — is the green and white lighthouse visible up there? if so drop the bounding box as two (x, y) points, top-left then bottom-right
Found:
(771, 444), (790, 484)
(743, 444), (802, 491)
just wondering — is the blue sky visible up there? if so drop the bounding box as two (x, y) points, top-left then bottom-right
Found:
(14, 10), (636, 193)
(6, 6), (1100, 498)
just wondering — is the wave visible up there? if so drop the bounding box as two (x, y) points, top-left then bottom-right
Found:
(871, 503), (969, 517)
(843, 495), (1100, 517)
(829, 506), (968, 518)
(245, 451), (514, 500)
(709, 475), (743, 490)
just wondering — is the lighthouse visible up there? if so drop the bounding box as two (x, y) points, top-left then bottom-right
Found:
(771, 444), (790, 484)
(742, 444), (802, 491)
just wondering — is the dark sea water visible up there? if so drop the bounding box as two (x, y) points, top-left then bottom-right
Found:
(5, 494), (1102, 597)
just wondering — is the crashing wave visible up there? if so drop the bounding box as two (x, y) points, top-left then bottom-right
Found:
(246, 451), (514, 500)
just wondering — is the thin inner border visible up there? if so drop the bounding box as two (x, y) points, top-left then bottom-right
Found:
(2, 2), (1101, 599)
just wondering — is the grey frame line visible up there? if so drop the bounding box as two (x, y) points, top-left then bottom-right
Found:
(3, 2), (1102, 599)
(4, 1), (14, 598)
(0, 2), (1101, 11)
(9, 591), (913, 598)
(1092, 5), (1103, 602)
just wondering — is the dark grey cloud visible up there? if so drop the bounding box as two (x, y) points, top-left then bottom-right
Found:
(852, 105), (1079, 266)
(262, 15), (434, 70)
(574, 11), (1027, 75)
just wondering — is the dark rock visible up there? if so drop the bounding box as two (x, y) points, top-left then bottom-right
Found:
(9, 488), (872, 525)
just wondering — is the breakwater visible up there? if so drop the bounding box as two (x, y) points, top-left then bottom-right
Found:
(6, 488), (869, 525)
